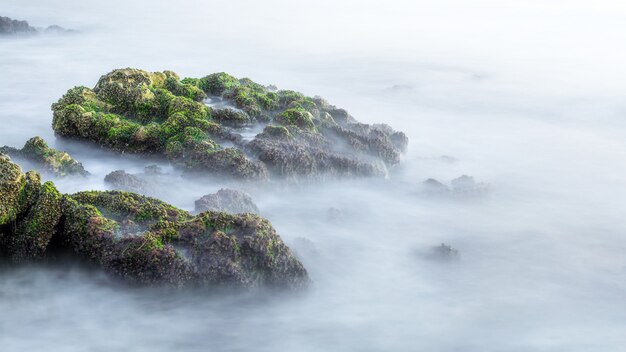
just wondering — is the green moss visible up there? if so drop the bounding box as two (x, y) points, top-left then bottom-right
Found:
(274, 108), (315, 130)
(198, 72), (241, 95)
(164, 76), (206, 102)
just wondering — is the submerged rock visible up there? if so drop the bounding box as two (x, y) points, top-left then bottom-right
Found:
(0, 156), (308, 290)
(450, 175), (489, 197)
(421, 178), (450, 195)
(195, 188), (260, 214)
(420, 175), (489, 198)
(426, 243), (460, 261)
(52, 68), (407, 181)
(0, 136), (88, 177)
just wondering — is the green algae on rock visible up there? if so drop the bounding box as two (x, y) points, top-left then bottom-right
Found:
(0, 157), (309, 289)
(52, 68), (407, 181)
(1, 136), (89, 177)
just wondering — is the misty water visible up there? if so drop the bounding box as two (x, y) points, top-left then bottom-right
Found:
(2, 1), (626, 351)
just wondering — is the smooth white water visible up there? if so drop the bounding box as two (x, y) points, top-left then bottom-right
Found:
(1, 1), (626, 351)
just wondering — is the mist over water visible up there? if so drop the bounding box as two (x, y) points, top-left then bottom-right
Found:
(2, 0), (626, 350)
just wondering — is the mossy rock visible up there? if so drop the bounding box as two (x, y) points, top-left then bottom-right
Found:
(0, 137), (88, 177)
(0, 157), (308, 289)
(274, 108), (316, 130)
(52, 68), (408, 181)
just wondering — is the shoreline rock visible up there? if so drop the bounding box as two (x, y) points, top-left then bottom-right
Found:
(52, 68), (407, 182)
(0, 156), (309, 290)
(1, 136), (88, 177)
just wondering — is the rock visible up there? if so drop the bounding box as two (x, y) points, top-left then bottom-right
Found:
(451, 175), (489, 197)
(0, 136), (88, 177)
(0, 16), (37, 35)
(426, 243), (460, 261)
(0, 16), (73, 35)
(195, 188), (260, 214)
(104, 170), (150, 194)
(420, 175), (489, 198)
(144, 164), (163, 175)
(52, 68), (407, 181)
(421, 178), (450, 195)
(0, 157), (309, 290)
(327, 207), (344, 223)
(212, 108), (252, 127)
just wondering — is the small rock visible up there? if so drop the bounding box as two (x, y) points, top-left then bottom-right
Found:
(327, 207), (345, 223)
(195, 188), (260, 214)
(104, 170), (150, 194)
(422, 178), (450, 195)
(427, 243), (460, 261)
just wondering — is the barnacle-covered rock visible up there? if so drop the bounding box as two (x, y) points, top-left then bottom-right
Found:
(0, 136), (88, 177)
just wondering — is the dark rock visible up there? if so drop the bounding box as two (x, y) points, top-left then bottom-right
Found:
(0, 16), (73, 35)
(427, 243), (460, 261)
(0, 16), (37, 35)
(195, 188), (260, 214)
(0, 157), (309, 290)
(104, 170), (150, 194)
(144, 164), (163, 175)
(0, 136), (88, 177)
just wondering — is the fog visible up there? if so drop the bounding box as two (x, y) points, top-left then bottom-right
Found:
(2, 0), (626, 350)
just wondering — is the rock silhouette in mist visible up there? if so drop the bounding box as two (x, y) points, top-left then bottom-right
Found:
(0, 16), (74, 35)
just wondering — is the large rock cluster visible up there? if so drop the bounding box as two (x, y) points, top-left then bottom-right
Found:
(0, 155), (308, 289)
(52, 68), (407, 181)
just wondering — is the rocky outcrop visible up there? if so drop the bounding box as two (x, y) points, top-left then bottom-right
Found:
(1, 136), (88, 177)
(195, 188), (260, 214)
(0, 16), (73, 35)
(52, 68), (407, 181)
(0, 156), (308, 290)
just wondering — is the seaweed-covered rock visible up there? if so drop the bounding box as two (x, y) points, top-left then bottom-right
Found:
(0, 157), (309, 289)
(195, 189), (260, 214)
(0, 16), (73, 35)
(0, 137), (88, 177)
(52, 68), (407, 181)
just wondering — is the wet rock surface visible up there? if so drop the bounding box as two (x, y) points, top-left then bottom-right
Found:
(0, 156), (308, 290)
(195, 188), (260, 214)
(52, 68), (407, 181)
(0, 136), (88, 177)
